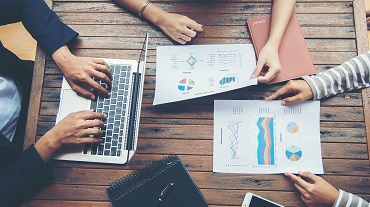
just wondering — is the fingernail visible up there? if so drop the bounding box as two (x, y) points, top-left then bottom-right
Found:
(250, 74), (256, 79)
(284, 172), (288, 176)
(91, 95), (95, 100)
(281, 100), (286, 105)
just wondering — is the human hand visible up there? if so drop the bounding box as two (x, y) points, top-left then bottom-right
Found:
(35, 110), (106, 162)
(265, 80), (313, 105)
(52, 45), (112, 100)
(251, 43), (282, 83)
(155, 12), (203, 44)
(285, 172), (339, 207)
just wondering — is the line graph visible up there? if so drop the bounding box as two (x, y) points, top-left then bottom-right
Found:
(227, 121), (242, 160)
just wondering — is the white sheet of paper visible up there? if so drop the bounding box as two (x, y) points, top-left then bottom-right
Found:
(213, 100), (323, 174)
(153, 44), (257, 105)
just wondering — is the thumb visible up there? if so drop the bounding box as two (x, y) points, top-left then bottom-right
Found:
(251, 59), (265, 79)
(281, 95), (304, 105)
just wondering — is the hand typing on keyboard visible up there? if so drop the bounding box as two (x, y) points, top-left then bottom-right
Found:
(87, 64), (132, 157)
(34, 110), (106, 162)
(52, 45), (112, 100)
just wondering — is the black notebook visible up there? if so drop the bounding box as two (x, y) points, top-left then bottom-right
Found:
(107, 155), (208, 207)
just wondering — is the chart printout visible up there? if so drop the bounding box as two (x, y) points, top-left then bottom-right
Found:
(153, 44), (257, 105)
(213, 100), (323, 174)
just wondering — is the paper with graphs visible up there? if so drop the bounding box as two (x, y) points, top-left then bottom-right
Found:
(213, 100), (323, 174)
(153, 44), (257, 105)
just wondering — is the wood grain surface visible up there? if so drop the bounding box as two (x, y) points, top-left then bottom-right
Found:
(24, 0), (370, 206)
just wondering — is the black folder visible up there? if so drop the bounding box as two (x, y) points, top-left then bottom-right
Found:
(107, 155), (208, 207)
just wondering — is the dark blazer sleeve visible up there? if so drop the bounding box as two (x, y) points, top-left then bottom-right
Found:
(0, 0), (78, 55)
(0, 134), (53, 207)
(0, 42), (34, 80)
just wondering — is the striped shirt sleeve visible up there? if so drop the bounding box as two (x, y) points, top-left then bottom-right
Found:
(332, 189), (369, 207)
(302, 51), (370, 100)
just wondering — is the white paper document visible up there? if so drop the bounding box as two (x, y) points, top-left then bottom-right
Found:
(213, 100), (323, 174)
(153, 44), (257, 105)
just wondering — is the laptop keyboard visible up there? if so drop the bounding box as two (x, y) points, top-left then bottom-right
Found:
(84, 64), (132, 157)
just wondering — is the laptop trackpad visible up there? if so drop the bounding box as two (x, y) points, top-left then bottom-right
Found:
(57, 89), (90, 122)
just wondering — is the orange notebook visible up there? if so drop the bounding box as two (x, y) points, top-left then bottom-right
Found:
(246, 13), (316, 84)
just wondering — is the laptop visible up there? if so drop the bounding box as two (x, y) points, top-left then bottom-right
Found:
(53, 33), (149, 164)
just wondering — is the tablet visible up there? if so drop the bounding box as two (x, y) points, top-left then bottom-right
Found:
(242, 193), (284, 207)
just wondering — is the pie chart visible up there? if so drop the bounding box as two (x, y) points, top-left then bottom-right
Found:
(285, 145), (302, 161)
(286, 122), (299, 134)
(178, 78), (195, 91)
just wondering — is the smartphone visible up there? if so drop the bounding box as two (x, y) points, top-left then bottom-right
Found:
(242, 193), (284, 207)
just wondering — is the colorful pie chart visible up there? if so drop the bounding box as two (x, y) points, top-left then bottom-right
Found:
(178, 78), (195, 91)
(285, 145), (302, 161)
(286, 122), (299, 134)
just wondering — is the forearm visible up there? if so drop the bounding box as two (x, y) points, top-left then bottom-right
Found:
(113, 0), (166, 25)
(302, 51), (370, 100)
(52, 45), (74, 70)
(332, 190), (369, 207)
(34, 131), (62, 163)
(267, 0), (296, 47)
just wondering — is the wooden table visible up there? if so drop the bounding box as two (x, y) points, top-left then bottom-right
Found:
(23, 0), (369, 206)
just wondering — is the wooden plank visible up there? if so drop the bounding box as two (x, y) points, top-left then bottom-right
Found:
(32, 135), (369, 159)
(52, 2), (354, 14)
(37, 117), (366, 136)
(51, 37), (358, 52)
(29, 187), (307, 206)
(57, 13), (355, 27)
(134, 139), (369, 159)
(23, 46), (46, 150)
(25, 191), (370, 207)
(46, 154), (370, 176)
(320, 121), (365, 128)
(353, 0), (369, 54)
(38, 101), (365, 122)
(36, 121), (366, 143)
(38, 114), (363, 128)
(363, 88), (370, 162)
(356, 0), (370, 162)
(30, 175), (370, 201)
(68, 25), (356, 39)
